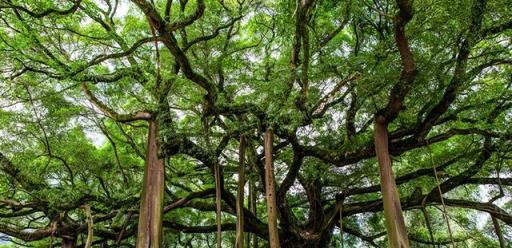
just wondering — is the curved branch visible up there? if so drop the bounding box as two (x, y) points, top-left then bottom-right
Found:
(80, 83), (152, 123)
(167, 0), (205, 32)
(1, 0), (82, 18)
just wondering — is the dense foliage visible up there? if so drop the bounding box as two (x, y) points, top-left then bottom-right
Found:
(0, 0), (511, 247)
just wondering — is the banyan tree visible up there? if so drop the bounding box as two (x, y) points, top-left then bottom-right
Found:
(0, 0), (511, 247)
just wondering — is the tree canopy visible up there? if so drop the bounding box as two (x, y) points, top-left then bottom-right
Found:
(0, 0), (511, 247)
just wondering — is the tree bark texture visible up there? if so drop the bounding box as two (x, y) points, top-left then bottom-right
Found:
(136, 120), (165, 248)
(264, 130), (280, 248)
(374, 120), (410, 248)
(236, 136), (246, 248)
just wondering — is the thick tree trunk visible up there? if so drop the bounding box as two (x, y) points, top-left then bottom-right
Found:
(374, 120), (410, 248)
(264, 129), (280, 248)
(136, 120), (165, 248)
(236, 136), (246, 248)
(491, 214), (506, 248)
(61, 236), (75, 248)
(248, 142), (258, 248)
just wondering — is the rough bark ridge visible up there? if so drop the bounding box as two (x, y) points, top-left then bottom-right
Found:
(264, 130), (280, 248)
(136, 120), (165, 248)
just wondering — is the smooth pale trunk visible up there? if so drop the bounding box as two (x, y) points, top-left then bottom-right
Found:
(264, 130), (280, 248)
(248, 168), (258, 248)
(374, 121), (410, 248)
(236, 137), (246, 248)
(247, 144), (258, 248)
(136, 120), (165, 248)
